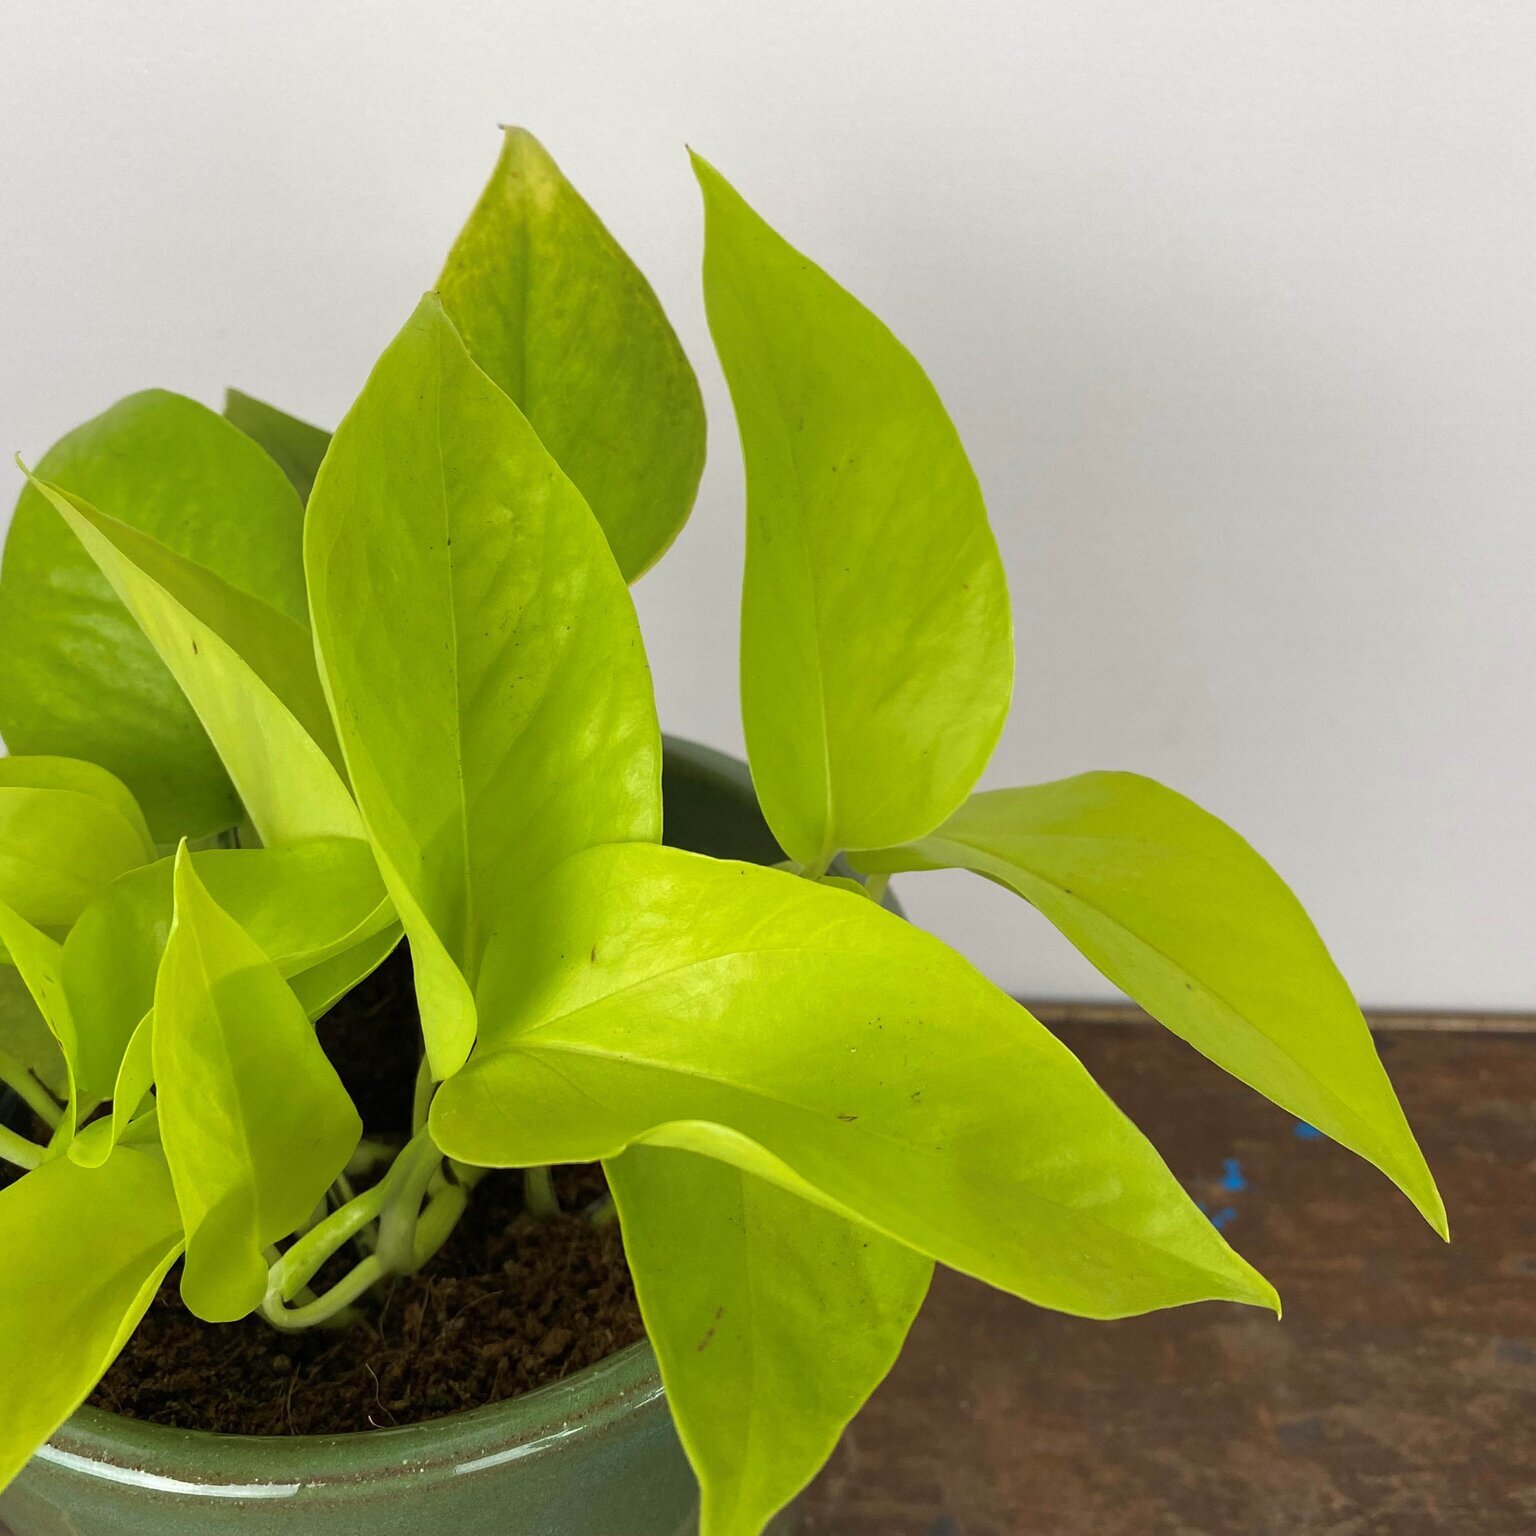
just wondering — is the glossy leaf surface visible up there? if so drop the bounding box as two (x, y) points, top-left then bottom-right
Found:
(0, 391), (308, 839)
(154, 849), (361, 1322)
(608, 1144), (931, 1536)
(25, 475), (359, 849)
(0, 1144), (183, 1492)
(433, 845), (1277, 1320)
(307, 295), (661, 1077)
(694, 156), (1012, 865)
(0, 756), (155, 927)
(62, 838), (388, 1104)
(440, 128), (706, 580)
(224, 389), (332, 504)
(855, 774), (1446, 1235)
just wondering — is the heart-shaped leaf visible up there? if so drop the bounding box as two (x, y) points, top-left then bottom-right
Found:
(433, 844), (1277, 1321)
(607, 1142), (931, 1536)
(0, 391), (308, 840)
(306, 295), (661, 1078)
(154, 846), (361, 1322)
(854, 773), (1447, 1236)
(23, 474), (359, 850)
(440, 128), (706, 581)
(694, 155), (1012, 867)
(0, 1143), (183, 1492)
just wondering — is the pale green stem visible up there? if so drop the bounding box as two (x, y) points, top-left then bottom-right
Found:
(376, 1130), (442, 1273)
(345, 1137), (401, 1179)
(862, 872), (891, 905)
(451, 1158), (491, 1190)
(0, 1051), (62, 1130)
(0, 1124), (42, 1171)
(409, 1185), (469, 1273)
(524, 1165), (559, 1218)
(411, 1056), (434, 1135)
(263, 1254), (384, 1332)
(260, 1129), (488, 1335)
(586, 1193), (617, 1226)
(271, 1175), (395, 1302)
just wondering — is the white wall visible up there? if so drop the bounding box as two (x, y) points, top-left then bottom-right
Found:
(1, 2), (1531, 1010)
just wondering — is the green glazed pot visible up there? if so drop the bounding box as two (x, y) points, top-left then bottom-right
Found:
(0, 739), (800, 1536)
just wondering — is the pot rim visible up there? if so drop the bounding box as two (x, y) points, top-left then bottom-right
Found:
(39, 1340), (664, 1492)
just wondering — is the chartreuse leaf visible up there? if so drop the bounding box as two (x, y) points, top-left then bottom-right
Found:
(154, 847), (361, 1322)
(224, 390), (332, 503)
(0, 966), (67, 1101)
(854, 775), (1447, 1236)
(0, 1144), (183, 1492)
(0, 898), (78, 1141)
(0, 391), (308, 840)
(439, 128), (706, 581)
(433, 844), (1277, 1321)
(0, 756), (154, 855)
(306, 295), (661, 1079)
(0, 756), (156, 927)
(288, 924), (403, 1021)
(21, 473), (359, 850)
(607, 1143), (931, 1536)
(61, 838), (389, 1106)
(69, 1011), (154, 1170)
(693, 156), (1012, 867)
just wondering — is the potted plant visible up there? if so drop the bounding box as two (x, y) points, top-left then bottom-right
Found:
(0, 130), (1444, 1536)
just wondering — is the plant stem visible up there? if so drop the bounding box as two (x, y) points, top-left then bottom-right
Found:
(410, 1184), (469, 1271)
(376, 1129), (442, 1274)
(861, 872), (891, 905)
(263, 1254), (384, 1331)
(259, 1127), (486, 1334)
(0, 1051), (62, 1130)
(524, 1165), (560, 1218)
(0, 1124), (42, 1172)
(271, 1180), (393, 1303)
(345, 1137), (401, 1179)
(411, 1056), (433, 1135)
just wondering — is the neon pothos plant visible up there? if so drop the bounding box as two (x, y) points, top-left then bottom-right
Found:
(0, 130), (1444, 1533)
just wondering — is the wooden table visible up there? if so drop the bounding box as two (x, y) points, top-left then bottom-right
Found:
(801, 1013), (1536, 1536)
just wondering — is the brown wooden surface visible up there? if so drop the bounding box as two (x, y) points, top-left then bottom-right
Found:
(801, 1018), (1536, 1536)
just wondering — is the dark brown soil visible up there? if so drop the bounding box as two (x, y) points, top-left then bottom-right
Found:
(86, 944), (644, 1435)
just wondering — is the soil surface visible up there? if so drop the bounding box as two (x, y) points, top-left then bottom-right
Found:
(89, 945), (644, 1435)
